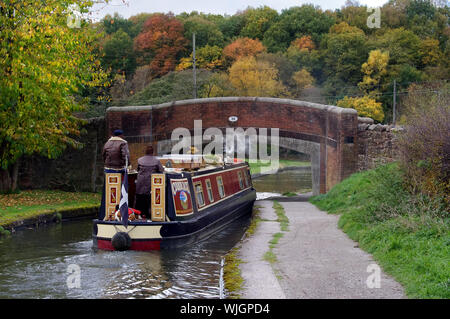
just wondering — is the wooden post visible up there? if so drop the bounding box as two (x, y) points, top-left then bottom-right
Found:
(193, 32), (197, 99)
(393, 79), (396, 125)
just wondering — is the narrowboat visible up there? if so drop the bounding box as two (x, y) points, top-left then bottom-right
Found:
(93, 156), (256, 251)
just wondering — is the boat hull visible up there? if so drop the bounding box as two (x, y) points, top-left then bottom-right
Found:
(93, 187), (256, 251)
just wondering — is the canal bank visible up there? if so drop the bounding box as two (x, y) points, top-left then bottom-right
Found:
(0, 205), (99, 236)
(0, 190), (100, 236)
(232, 199), (406, 299)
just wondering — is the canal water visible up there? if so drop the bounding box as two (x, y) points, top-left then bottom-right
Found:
(253, 167), (312, 199)
(0, 168), (311, 299)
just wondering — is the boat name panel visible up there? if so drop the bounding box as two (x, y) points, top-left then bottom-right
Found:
(170, 178), (194, 216)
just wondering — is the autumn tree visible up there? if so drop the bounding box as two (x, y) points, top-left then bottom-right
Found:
(291, 69), (315, 96)
(134, 13), (188, 78)
(200, 72), (235, 98)
(337, 96), (385, 122)
(222, 37), (266, 65)
(286, 39), (324, 83)
(358, 50), (390, 96)
(176, 45), (224, 71)
(0, 0), (107, 191)
(228, 56), (287, 97)
(290, 36), (316, 51)
(419, 38), (443, 67)
(256, 52), (297, 88)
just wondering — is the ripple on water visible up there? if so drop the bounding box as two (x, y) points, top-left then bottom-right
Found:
(0, 216), (251, 299)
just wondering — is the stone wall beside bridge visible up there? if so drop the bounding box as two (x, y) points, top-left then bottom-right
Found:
(357, 117), (402, 171)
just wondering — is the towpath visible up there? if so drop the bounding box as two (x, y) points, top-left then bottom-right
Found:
(236, 200), (405, 299)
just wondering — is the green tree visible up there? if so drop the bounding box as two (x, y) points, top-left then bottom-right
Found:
(217, 13), (246, 41)
(0, 0), (107, 191)
(127, 70), (213, 105)
(374, 28), (421, 66)
(101, 29), (136, 77)
(321, 23), (368, 96)
(279, 5), (335, 46)
(262, 22), (291, 52)
(101, 13), (134, 37)
(335, 2), (373, 34)
(240, 6), (279, 40)
(182, 15), (224, 50)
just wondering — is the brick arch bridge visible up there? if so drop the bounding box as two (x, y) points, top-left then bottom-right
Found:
(106, 97), (359, 195)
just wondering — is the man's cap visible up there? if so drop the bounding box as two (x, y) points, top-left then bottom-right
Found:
(113, 129), (124, 136)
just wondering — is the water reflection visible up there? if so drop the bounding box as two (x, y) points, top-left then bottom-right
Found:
(0, 216), (250, 299)
(253, 167), (312, 195)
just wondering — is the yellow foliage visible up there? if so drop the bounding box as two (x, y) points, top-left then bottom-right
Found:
(329, 22), (364, 35)
(175, 57), (192, 71)
(419, 38), (443, 67)
(291, 69), (314, 94)
(359, 50), (389, 95)
(228, 56), (287, 97)
(337, 96), (384, 122)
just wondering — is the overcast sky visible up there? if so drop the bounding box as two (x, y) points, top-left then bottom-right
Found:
(90, 0), (389, 20)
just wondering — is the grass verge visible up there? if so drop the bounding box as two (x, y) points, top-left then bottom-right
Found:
(223, 205), (262, 298)
(223, 246), (244, 299)
(0, 190), (101, 228)
(310, 163), (449, 299)
(263, 201), (289, 264)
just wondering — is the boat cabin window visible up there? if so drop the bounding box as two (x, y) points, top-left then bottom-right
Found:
(243, 169), (249, 188)
(216, 176), (225, 198)
(237, 171), (244, 189)
(194, 182), (205, 208)
(205, 179), (214, 203)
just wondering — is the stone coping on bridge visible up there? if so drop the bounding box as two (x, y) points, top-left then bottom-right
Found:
(106, 97), (357, 115)
(106, 97), (359, 194)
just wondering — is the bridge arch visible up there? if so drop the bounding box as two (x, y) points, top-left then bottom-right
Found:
(106, 97), (359, 194)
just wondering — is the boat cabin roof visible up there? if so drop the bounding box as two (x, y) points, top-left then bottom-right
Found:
(156, 154), (245, 174)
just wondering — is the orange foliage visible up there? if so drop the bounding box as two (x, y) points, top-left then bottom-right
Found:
(134, 13), (187, 78)
(290, 36), (315, 52)
(222, 37), (266, 63)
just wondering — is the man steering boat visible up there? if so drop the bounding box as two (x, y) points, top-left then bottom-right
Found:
(99, 129), (131, 221)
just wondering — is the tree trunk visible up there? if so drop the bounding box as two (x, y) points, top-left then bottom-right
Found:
(10, 159), (20, 192)
(0, 168), (12, 193)
(0, 159), (20, 193)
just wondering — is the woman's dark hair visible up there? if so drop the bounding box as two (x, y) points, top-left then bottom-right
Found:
(145, 145), (154, 155)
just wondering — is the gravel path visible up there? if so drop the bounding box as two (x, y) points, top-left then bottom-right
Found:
(237, 200), (405, 299)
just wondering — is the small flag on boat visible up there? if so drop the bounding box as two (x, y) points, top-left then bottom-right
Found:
(119, 168), (129, 228)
